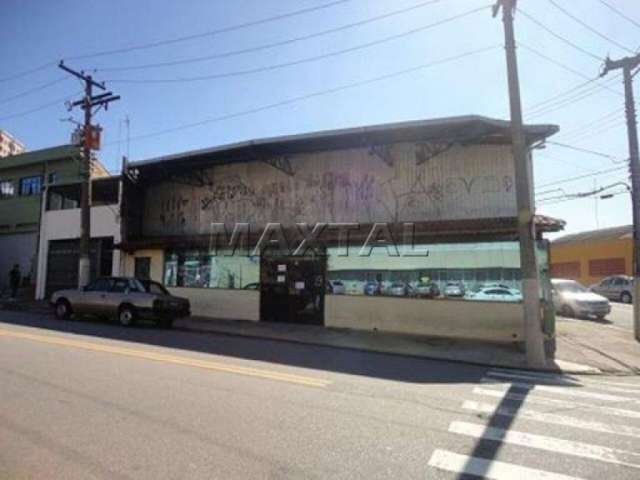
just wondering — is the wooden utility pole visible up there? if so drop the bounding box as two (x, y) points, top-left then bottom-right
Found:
(493, 0), (547, 367)
(601, 53), (640, 342)
(58, 61), (120, 288)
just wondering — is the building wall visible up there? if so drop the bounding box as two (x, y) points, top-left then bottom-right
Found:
(35, 205), (121, 299)
(325, 295), (524, 342)
(159, 287), (523, 342)
(122, 249), (165, 282)
(550, 237), (633, 286)
(142, 143), (517, 236)
(0, 157), (83, 236)
(0, 130), (26, 158)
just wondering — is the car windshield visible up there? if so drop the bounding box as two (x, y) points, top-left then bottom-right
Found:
(129, 278), (146, 293)
(146, 282), (169, 295)
(554, 281), (588, 293)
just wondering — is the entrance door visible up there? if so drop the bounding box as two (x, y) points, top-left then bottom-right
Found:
(260, 253), (326, 325)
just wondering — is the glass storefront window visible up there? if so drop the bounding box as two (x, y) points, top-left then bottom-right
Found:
(326, 241), (523, 302)
(164, 249), (260, 289)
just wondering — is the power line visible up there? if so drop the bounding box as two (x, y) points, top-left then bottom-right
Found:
(547, 0), (636, 54)
(0, 92), (81, 122)
(598, 0), (640, 31)
(519, 43), (622, 96)
(0, 61), (56, 84)
(518, 8), (602, 61)
(536, 165), (628, 189)
(546, 140), (624, 160)
(559, 118), (626, 144)
(525, 75), (619, 114)
(554, 107), (623, 139)
(0, 77), (68, 105)
(107, 5), (489, 84)
(525, 76), (622, 119)
(105, 45), (499, 146)
(96, 0), (446, 73)
(64, 0), (351, 61)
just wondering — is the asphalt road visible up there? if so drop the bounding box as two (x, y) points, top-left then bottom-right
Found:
(2, 311), (640, 479)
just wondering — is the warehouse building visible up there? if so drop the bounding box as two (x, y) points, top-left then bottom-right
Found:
(120, 116), (564, 342)
(550, 225), (633, 286)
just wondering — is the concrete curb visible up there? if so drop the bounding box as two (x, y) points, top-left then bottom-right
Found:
(176, 318), (602, 375)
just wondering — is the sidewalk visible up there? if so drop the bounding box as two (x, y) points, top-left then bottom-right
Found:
(3, 298), (637, 374)
(556, 318), (640, 374)
(176, 316), (603, 374)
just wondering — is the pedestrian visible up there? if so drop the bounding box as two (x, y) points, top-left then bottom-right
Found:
(9, 264), (21, 300)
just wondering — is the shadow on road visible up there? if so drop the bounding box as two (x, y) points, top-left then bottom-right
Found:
(0, 311), (494, 385)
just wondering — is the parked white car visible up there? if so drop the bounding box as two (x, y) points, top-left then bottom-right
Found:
(328, 280), (346, 295)
(552, 279), (611, 320)
(468, 287), (522, 302)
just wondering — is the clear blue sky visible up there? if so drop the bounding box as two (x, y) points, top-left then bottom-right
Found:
(1, 0), (638, 237)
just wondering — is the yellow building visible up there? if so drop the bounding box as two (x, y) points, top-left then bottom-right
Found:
(550, 225), (633, 287)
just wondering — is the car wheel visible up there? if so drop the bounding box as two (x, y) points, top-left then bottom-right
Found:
(560, 304), (575, 318)
(596, 314), (606, 321)
(55, 299), (72, 320)
(118, 304), (136, 327)
(621, 292), (632, 304)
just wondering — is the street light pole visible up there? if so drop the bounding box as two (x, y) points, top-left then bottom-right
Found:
(493, 0), (547, 367)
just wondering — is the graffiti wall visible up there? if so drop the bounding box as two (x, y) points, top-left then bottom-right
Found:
(142, 142), (518, 236)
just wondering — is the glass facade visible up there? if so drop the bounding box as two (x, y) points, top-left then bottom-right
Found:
(164, 249), (260, 289)
(325, 241), (522, 301)
(163, 241), (523, 302)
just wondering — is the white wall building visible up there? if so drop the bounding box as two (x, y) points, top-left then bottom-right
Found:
(0, 129), (26, 158)
(35, 177), (122, 300)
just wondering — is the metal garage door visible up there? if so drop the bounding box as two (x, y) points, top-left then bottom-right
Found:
(45, 237), (114, 298)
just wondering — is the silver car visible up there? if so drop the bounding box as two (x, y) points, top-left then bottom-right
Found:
(443, 281), (465, 298)
(589, 275), (633, 304)
(50, 277), (190, 328)
(552, 279), (611, 320)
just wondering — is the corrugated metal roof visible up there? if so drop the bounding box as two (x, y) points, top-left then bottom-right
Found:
(130, 115), (558, 171)
(552, 225), (632, 245)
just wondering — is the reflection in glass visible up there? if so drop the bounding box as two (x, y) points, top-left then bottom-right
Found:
(326, 241), (522, 302)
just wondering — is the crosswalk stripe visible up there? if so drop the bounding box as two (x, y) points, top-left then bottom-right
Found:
(449, 421), (640, 469)
(472, 387), (640, 419)
(480, 377), (636, 403)
(428, 449), (585, 480)
(490, 369), (640, 391)
(487, 371), (640, 395)
(462, 400), (640, 438)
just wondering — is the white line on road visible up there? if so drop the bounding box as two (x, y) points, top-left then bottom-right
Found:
(428, 449), (585, 480)
(462, 400), (640, 438)
(490, 369), (640, 390)
(480, 378), (637, 403)
(487, 371), (640, 394)
(449, 421), (640, 469)
(472, 387), (640, 419)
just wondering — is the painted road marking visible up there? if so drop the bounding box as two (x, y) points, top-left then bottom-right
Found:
(472, 387), (640, 419)
(487, 370), (640, 394)
(480, 378), (636, 403)
(491, 369), (640, 391)
(428, 449), (585, 480)
(0, 328), (331, 388)
(462, 400), (640, 438)
(449, 421), (640, 469)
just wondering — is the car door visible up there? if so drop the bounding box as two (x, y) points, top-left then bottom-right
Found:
(593, 277), (611, 298)
(106, 278), (131, 317)
(77, 278), (113, 316)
